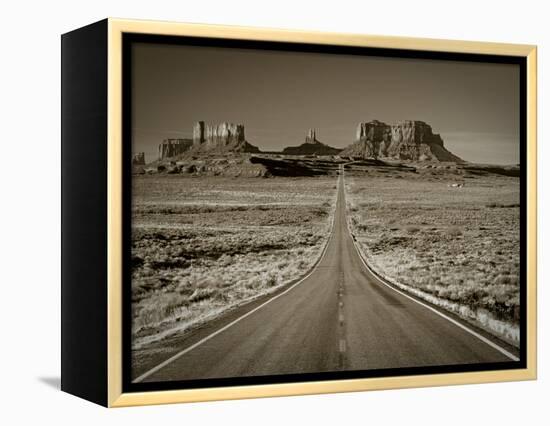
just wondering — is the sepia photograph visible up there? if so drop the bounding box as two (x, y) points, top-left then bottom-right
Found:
(127, 38), (524, 386)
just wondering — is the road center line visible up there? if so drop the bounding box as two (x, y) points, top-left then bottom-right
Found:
(337, 267), (347, 369)
(339, 339), (347, 353)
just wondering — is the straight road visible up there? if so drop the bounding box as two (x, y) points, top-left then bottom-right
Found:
(136, 167), (516, 383)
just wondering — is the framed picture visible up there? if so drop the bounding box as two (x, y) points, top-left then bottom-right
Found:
(61, 18), (537, 407)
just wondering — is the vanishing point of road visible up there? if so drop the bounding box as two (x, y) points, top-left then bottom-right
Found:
(135, 165), (518, 383)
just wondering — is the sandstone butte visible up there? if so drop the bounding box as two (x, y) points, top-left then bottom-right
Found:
(340, 120), (463, 162)
(282, 128), (342, 156)
(154, 119), (462, 163)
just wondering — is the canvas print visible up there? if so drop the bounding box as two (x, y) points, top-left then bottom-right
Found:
(129, 41), (522, 385)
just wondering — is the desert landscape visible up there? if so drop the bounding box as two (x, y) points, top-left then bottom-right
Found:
(131, 174), (338, 350)
(130, 120), (521, 379)
(345, 162), (520, 344)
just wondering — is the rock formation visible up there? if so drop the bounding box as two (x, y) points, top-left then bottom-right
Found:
(282, 128), (342, 155)
(341, 120), (463, 162)
(132, 152), (146, 165)
(192, 121), (259, 153)
(305, 128), (317, 144)
(158, 138), (193, 160)
(193, 121), (206, 147)
(157, 122), (259, 160)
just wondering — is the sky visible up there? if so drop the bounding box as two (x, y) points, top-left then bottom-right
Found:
(132, 42), (520, 165)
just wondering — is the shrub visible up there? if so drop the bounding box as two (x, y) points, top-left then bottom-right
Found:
(446, 226), (462, 236)
(189, 288), (216, 303)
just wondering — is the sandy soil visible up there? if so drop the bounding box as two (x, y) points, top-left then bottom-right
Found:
(131, 175), (337, 349)
(345, 171), (520, 343)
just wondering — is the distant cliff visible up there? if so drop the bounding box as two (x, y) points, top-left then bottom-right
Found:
(341, 120), (463, 162)
(157, 122), (260, 160)
(155, 120), (461, 162)
(132, 152), (146, 165)
(158, 139), (193, 160)
(282, 128), (342, 156)
(192, 121), (260, 153)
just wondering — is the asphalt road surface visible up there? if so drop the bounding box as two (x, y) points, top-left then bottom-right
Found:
(136, 168), (517, 383)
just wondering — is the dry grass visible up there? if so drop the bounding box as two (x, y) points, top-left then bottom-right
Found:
(345, 173), (520, 343)
(132, 175), (337, 348)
